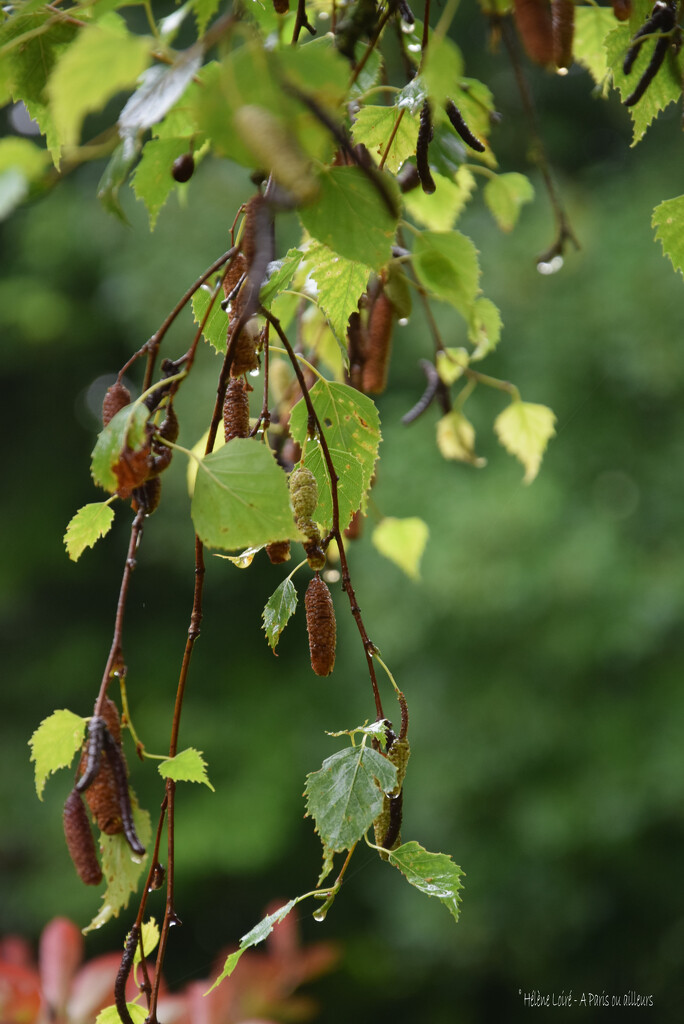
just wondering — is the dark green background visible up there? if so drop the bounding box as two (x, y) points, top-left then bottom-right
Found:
(2, 17), (684, 1022)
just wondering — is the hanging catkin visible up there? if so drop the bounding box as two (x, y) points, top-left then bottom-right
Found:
(223, 377), (250, 442)
(305, 575), (336, 676)
(102, 381), (131, 426)
(79, 697), (123, 836)
(63, 790), (103, 886)
(362, 291), (395, 395)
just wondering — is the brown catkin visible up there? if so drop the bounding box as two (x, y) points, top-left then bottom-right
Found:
(241, 194), (266, 271)
(272, 0), (289, 13)
(304, 539), (326, 571)
(223, 252), (247, 302)
(102, 382), (131, 426)
(305, 576), (336, 676)
(131, 476), (161, 515)
(80, 698), (124, 836)
(266, 540), (291, 564)
(223, 377), (250, 442)
(513, 0), (554, 66)
(63, 790), (103, 886)
(362, 292), (395, 395)
(230, 319), (260, 378)
(551, 0), (574, 69)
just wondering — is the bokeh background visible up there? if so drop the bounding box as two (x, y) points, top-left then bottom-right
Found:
(2, 10), (684, 1022)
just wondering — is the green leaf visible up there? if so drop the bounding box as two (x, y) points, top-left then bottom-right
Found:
(435, 347), (469, 385)
(260, 249), (304, 308)
(387, 841), (465, 923)
(306, 243), (371, 344)
(412, 230), (480, 315)
(91, 402), (150, 494)
(97, 136), (141, 223)
(195, 0), (221, 35)
(207, 899), (298, 991)
(468, 297), (502, 359)
(84, 798), (151, 933)
(64, 502), (115, 561)
(404, 166), (476, 231)
(436, 410), (486, 467)
(131, 917), (160, 965)
(2, 11), (78, 165)
(494, 400), (556, 483)
(191, 438), (298, 551)
(289, 380), (381, 529)
(29, 709), (87, 800)
(652, 195), (684, 277)
(300, 442), (364, 533)
(371, 517), (429, 581)
(47, 16), (151, 157)
(191, 284), (229, 353)
(421, 33), (464, 108)
(605, 24), (683, 144)
(351, 105), (419, 174)
(574, 6), (616, 86)
(132, 136), (192, 229)
(299, 166), (399, 271)
(0, 136), (49, 181)
(304, 745), (397, 852)
(483, 172), (534, 232)
(442, 77), (495, 150)
(158, 747), (215, 791)
(118, 49), (202, 143)
(262, 577), (298, 652)
(96, 1005), (148, 1024)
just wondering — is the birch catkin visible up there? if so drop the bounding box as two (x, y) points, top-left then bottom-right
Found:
(79, 698), (123, 836)
(63, 790), (103, 886)
(305, 575), (336, 676)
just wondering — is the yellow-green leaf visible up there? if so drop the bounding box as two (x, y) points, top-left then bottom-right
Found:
(84, 798), (151, 933)
(436, 410), (486, 467)
(494, 400), (556, 483)
(64, 502), (115, 561)
(483, 172), (534, 233)
(436, 348), (469, 385)
(574, 6), (615, 86)
(158, 747), (214, 791)
(29, 709), (87, 800)
(404, 166), (476, 231)
(351, 105), (419, 174)
(371, 517), (429, 581)
(652, 195), (684, 277)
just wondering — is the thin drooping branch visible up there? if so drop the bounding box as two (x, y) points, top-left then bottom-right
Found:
(94, 507), (145, 717)
(263, 308), (385, 721)
(498, 16), (579, 262)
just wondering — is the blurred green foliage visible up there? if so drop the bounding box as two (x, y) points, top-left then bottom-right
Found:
(2, 46), (684, 1024)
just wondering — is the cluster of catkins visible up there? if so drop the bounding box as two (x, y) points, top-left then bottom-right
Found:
(63, 698), (145, 886)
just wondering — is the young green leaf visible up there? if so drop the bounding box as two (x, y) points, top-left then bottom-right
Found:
(468, 297), (502, 359)
(207, 899), (298, 991)
(289, 380), (381, 528)
(351, 105), (420, 174)
(652, 195), (684, 277)
(91, 402), (150, 494)
(494, 400), (556, 483)
(371, 517), (429, 581)
(299, 166), (399, 271)
(158, 748), (215, 791)
(262, 578), (298, 652)
(436, 410), (486, 467)
(191, 284), (229, 353)
(64, 502), (115, 562)
(97, 136), (141, 223)
(304, 746), (397, 852)
(84, 798), (151, 934)
(412, 230), (480, 316)
(421, 33), (465, 108)
(29, 709), (87, 800)
(483, 172), (534, 232)
(386, 841), (465, 923)
(191, 438), (299, 551)
(118, 51), (202, 144)
(47, 16), (151, 157)
(96, 1005), (148, 1024)
(305, 243), (371, 346)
